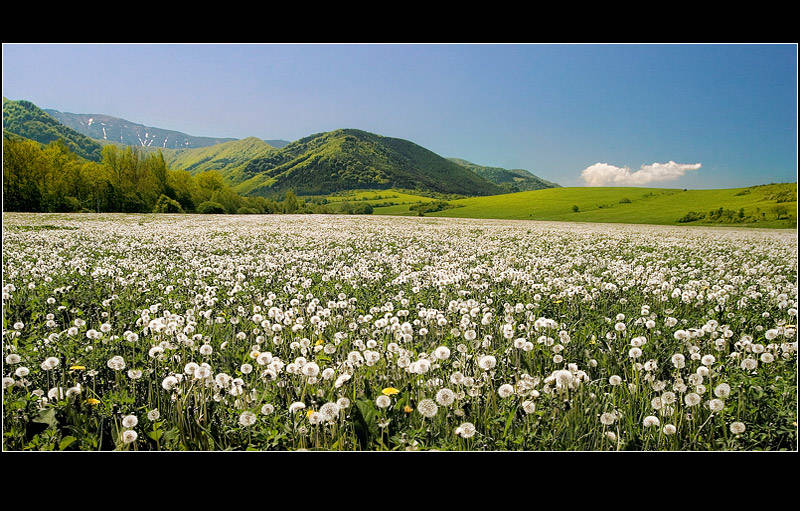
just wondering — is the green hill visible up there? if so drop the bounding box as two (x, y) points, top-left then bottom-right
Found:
(234, 129), (505, 197)
(3, 128), (33, 144)
(159, 137), (276, 184)
(448, 158), (560, 191)
(3, 98), (104, 161)
(373, 183), (797, 228)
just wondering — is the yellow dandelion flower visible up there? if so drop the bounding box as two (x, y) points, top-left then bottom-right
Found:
(315, 339), (323, 346)
(554, 300), (562, 304)
(69, 365), (86, 370)
(85, 398), (100, 405)
(382, 387), (400, 396)
(403, 405), (413, 413)
(306, 409), (315, 418)
(249, 351), (260, 359)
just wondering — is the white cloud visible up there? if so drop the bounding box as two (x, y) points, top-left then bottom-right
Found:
(581, 161), (702, 186)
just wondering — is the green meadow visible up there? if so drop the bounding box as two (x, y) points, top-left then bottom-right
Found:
(373, 183), (797, 228)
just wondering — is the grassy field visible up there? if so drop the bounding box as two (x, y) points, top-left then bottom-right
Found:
(371, 183), (797, 228)
(307, 189), (440, 212)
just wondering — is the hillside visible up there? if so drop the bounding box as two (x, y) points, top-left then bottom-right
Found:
(3, 129), (32, 144)
(159, 137), (276, 183)
(3, 98), (103, 161)
(373, 183), (797, 228)
(235, 129), (505, 197)
(448, 158), (560, 191)
(43, 108), (238, 149)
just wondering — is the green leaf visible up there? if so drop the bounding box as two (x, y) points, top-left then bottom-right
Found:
(503, 412), (515, 437)
(59, 435), (77, 450)
(352, 399), (379, 449)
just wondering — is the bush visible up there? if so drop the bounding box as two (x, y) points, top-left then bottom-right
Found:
(409, 200), (452, 216)
(769, 189), (797, 203)
(337, 202), (374, 215)
(572, 205), (580, 213)
(619, 197), (631, 204)
(197, 201), (227, 214)
(153, 194), (184, 214)
(678, 211), (706, 223)
(236, 207), (259, 215)
(773, 205), (790, 219)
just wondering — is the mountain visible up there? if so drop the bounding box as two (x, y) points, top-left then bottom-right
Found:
(43, 108), (238, 149)
(3, 99), (527, 198)
(3, 98), (104, 161)
(160, 137), (276, 183)
(234, 129), (505, 197)
(448, 158), (560, 191)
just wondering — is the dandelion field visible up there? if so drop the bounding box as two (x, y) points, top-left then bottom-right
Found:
(2, 213), (797, 451)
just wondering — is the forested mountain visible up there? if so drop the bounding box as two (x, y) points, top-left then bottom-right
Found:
(448, 158), (560, 192)
(3, 98), (104, 161)
(235, 129), (505, 196)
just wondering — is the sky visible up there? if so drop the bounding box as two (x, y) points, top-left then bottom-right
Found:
(2, 43), (797, 188)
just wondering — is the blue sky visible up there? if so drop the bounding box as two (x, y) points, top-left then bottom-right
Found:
(2, 43), (797, 188)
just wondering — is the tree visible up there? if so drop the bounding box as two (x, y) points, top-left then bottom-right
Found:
(3, 137), (46, 211)
(283, 190), (300, 213)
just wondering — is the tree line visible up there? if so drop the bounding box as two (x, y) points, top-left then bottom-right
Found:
(2, 136), (372, 215)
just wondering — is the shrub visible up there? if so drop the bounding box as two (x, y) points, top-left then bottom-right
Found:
(409, 200), (452, 216)
(678, 211), (706, 223)
(236, 207), (259, 215)
(197, 201), (227, 214)
(773, 205), (790, 219)
(769, 189), (797, 203)
(619, 197), (631, 204)
(153, 194), (184, 214)
(572, 205), (580, 213)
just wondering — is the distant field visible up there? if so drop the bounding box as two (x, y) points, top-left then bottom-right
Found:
(372, 183), (797, 228)
(307, 189), (440, 212)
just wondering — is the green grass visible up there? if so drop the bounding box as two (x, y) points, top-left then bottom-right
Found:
(316, 189), (438, 206)
(371, 183), (797, 228)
